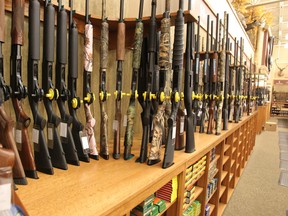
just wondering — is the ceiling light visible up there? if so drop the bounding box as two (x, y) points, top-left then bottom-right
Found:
(280, 17), (283, 23)
(279, 31), (282, 36)
(285, 43), (288, 49)
(286, 34), (288, 40)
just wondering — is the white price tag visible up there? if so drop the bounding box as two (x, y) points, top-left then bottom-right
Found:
(172, 126), (176, 139)
(15, 129), (22, 144)
(48, 127), (53, 141)
(81, 136), (89, 150)
(198, 111), (202, 117)
(60, 122), (67, 138)
(183, 109), (187, 116)
(113, 120), (119, 131)
(0, 183), (11, 211)
(32, 128), (39, 144)
(180, 117), (185, 133)
(123, 115), (128, 127)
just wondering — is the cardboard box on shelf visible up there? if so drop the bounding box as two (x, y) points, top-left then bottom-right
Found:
(265, 122), (277, 131)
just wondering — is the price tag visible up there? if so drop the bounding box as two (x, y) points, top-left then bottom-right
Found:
(32, 128), (39, 144)
(183, 109), (187, 116)
(113, 120), (119, 131)
(48, 126), (53, 141)
(180, 117), (185, 133)
(198, 111), (202, 117)
(80, 132), (90, 154)
(0, 183), (11, 211)
(172, 126), (176, 139)
(47, 123), (54, 149)
(15, 129), (22, 144)
(123, 115), (128, 127)
(60, 122), (67, 138)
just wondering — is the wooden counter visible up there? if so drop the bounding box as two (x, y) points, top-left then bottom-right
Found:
(16, 112), (257, 216)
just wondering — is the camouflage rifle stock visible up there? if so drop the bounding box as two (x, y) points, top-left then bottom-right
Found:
(215, 13), (227, 135)
(10, 0), (35, 183)
(228, 38), (237, 122)
(42, 0), (74, 168)
(183, 0), (195, 152)
(162, 0), (184, 169)
(28, 0), (61, 173)
(147, 0), (171, 165)
(136, 0), (157, 164)
(83, 0), (98, 160)
(55, 0), (79, 166)
(123, 0), (144, 160)
(99, 0), (110, 160)
(68, 0), (90, 163)
(223, 13), (230, 130)
(113, 0), (125, 159)
(199, 15), (210, 133)
(207, 14), (219, 135)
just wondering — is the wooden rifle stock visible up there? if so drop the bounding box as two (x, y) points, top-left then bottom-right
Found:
(0, 148), (15, 168)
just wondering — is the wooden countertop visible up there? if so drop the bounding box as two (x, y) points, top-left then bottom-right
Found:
(16, 112), (257, 216)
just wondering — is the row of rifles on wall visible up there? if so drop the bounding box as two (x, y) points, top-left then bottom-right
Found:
(0, 0), (258, 185)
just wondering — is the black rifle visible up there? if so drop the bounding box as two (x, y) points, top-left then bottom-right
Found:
(147, 0), (170, 165)
(193, 16), (201, 128)
(68, 0), (90, 163)
(55, 0), (79, 165)
(228, 38), (237, 122)
(235, 38), (243, 122)
(113, 0), (125, 159)
(162, 0), (184, 169)
(83, 0), (98, 160)
(207, 14), (219, 134)
(199, 15), (210, 133)
(247, 58), (252, 115)
(123, 0), (144, 160)
(223, 13), (230, 130)
(99, 0), (110, 160)
(28, 0), (59, 173)
(184, 0), (195, 152)
(136, 0), (157, 164)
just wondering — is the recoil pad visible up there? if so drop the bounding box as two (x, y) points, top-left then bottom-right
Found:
(57, 10), (67, 64)
(69, 25), (78, 79)
(29, 0), (40, 60)
(44, 3), (55, 62)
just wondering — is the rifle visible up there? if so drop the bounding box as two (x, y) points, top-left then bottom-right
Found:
(83, 0), (98, 160)
(242, 60), (247, 115)
(207, 14), (219, 134)
(235, 38), (243, 122)
(55, 0), (79, 165)
(68, 0), (90, 163)
(228, 38), (237, 122)
(136, 0), (157, 164)
(183, 0), (195, 152)
(147, 0), (170, 165)
(215, 14), (227, 135)
(193, 17), (201, 129)
(28, 0), (58, 174)
(247, 58), (252, 115)
(162, 0), (184, 169)
(123, 0), (144, 160)
(113, 0), (125, 159)
(223, 13), (230, 130)
(9, 0), (33, 184)
(99, 0), (110, 160)
(199, 15), (210, 133)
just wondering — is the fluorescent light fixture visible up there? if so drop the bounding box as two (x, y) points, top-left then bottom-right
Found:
(285, 43), (288, 49)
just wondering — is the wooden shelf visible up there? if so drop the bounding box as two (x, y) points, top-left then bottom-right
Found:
(223, 155), (229, 165)
(159, 200), (177, 216)
(219, 185), (226, 198)
(233, 137), (238, 143)
(208, 203), (216, 215)
(221, 171), (228, 182)
(218, 202), (226, 216)
(231, 159), (236, 168)
(229, 173), (234, 182)
(206, 188), (217, 204)
(232, 147), (237, 154)
(224, 144), (230, 153)
(227, 188), (234, 201)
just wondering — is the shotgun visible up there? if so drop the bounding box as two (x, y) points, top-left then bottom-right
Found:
(68, 0), (90, 163)
(207, 14), (219, 134)
(228, 38), (237, 122)
(223, 13), (230, 130)
(215, 14), (227, 135)
(83, 0), (98, 160)
(28, 0), (58, 174)
(162, 0), (184, 169)
(147, 0), (171, 165)
(9, 0), (33, 184)
(247, 58), (252, 115)
(235, 38), (243, 122)
(199, 15), (210, 133)
(183, 0), (195, 152)
(123, 0), (144, 160)
(113, 0), (125, 159)
(55, 0), (79, 165)
(99, 0), (110, 160)
(242, 60), (247, 117)
(136, 0), (157, 163)
(193, 16), (201, 129)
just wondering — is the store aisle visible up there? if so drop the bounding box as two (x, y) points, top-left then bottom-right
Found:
(223, 118), (288, 216)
